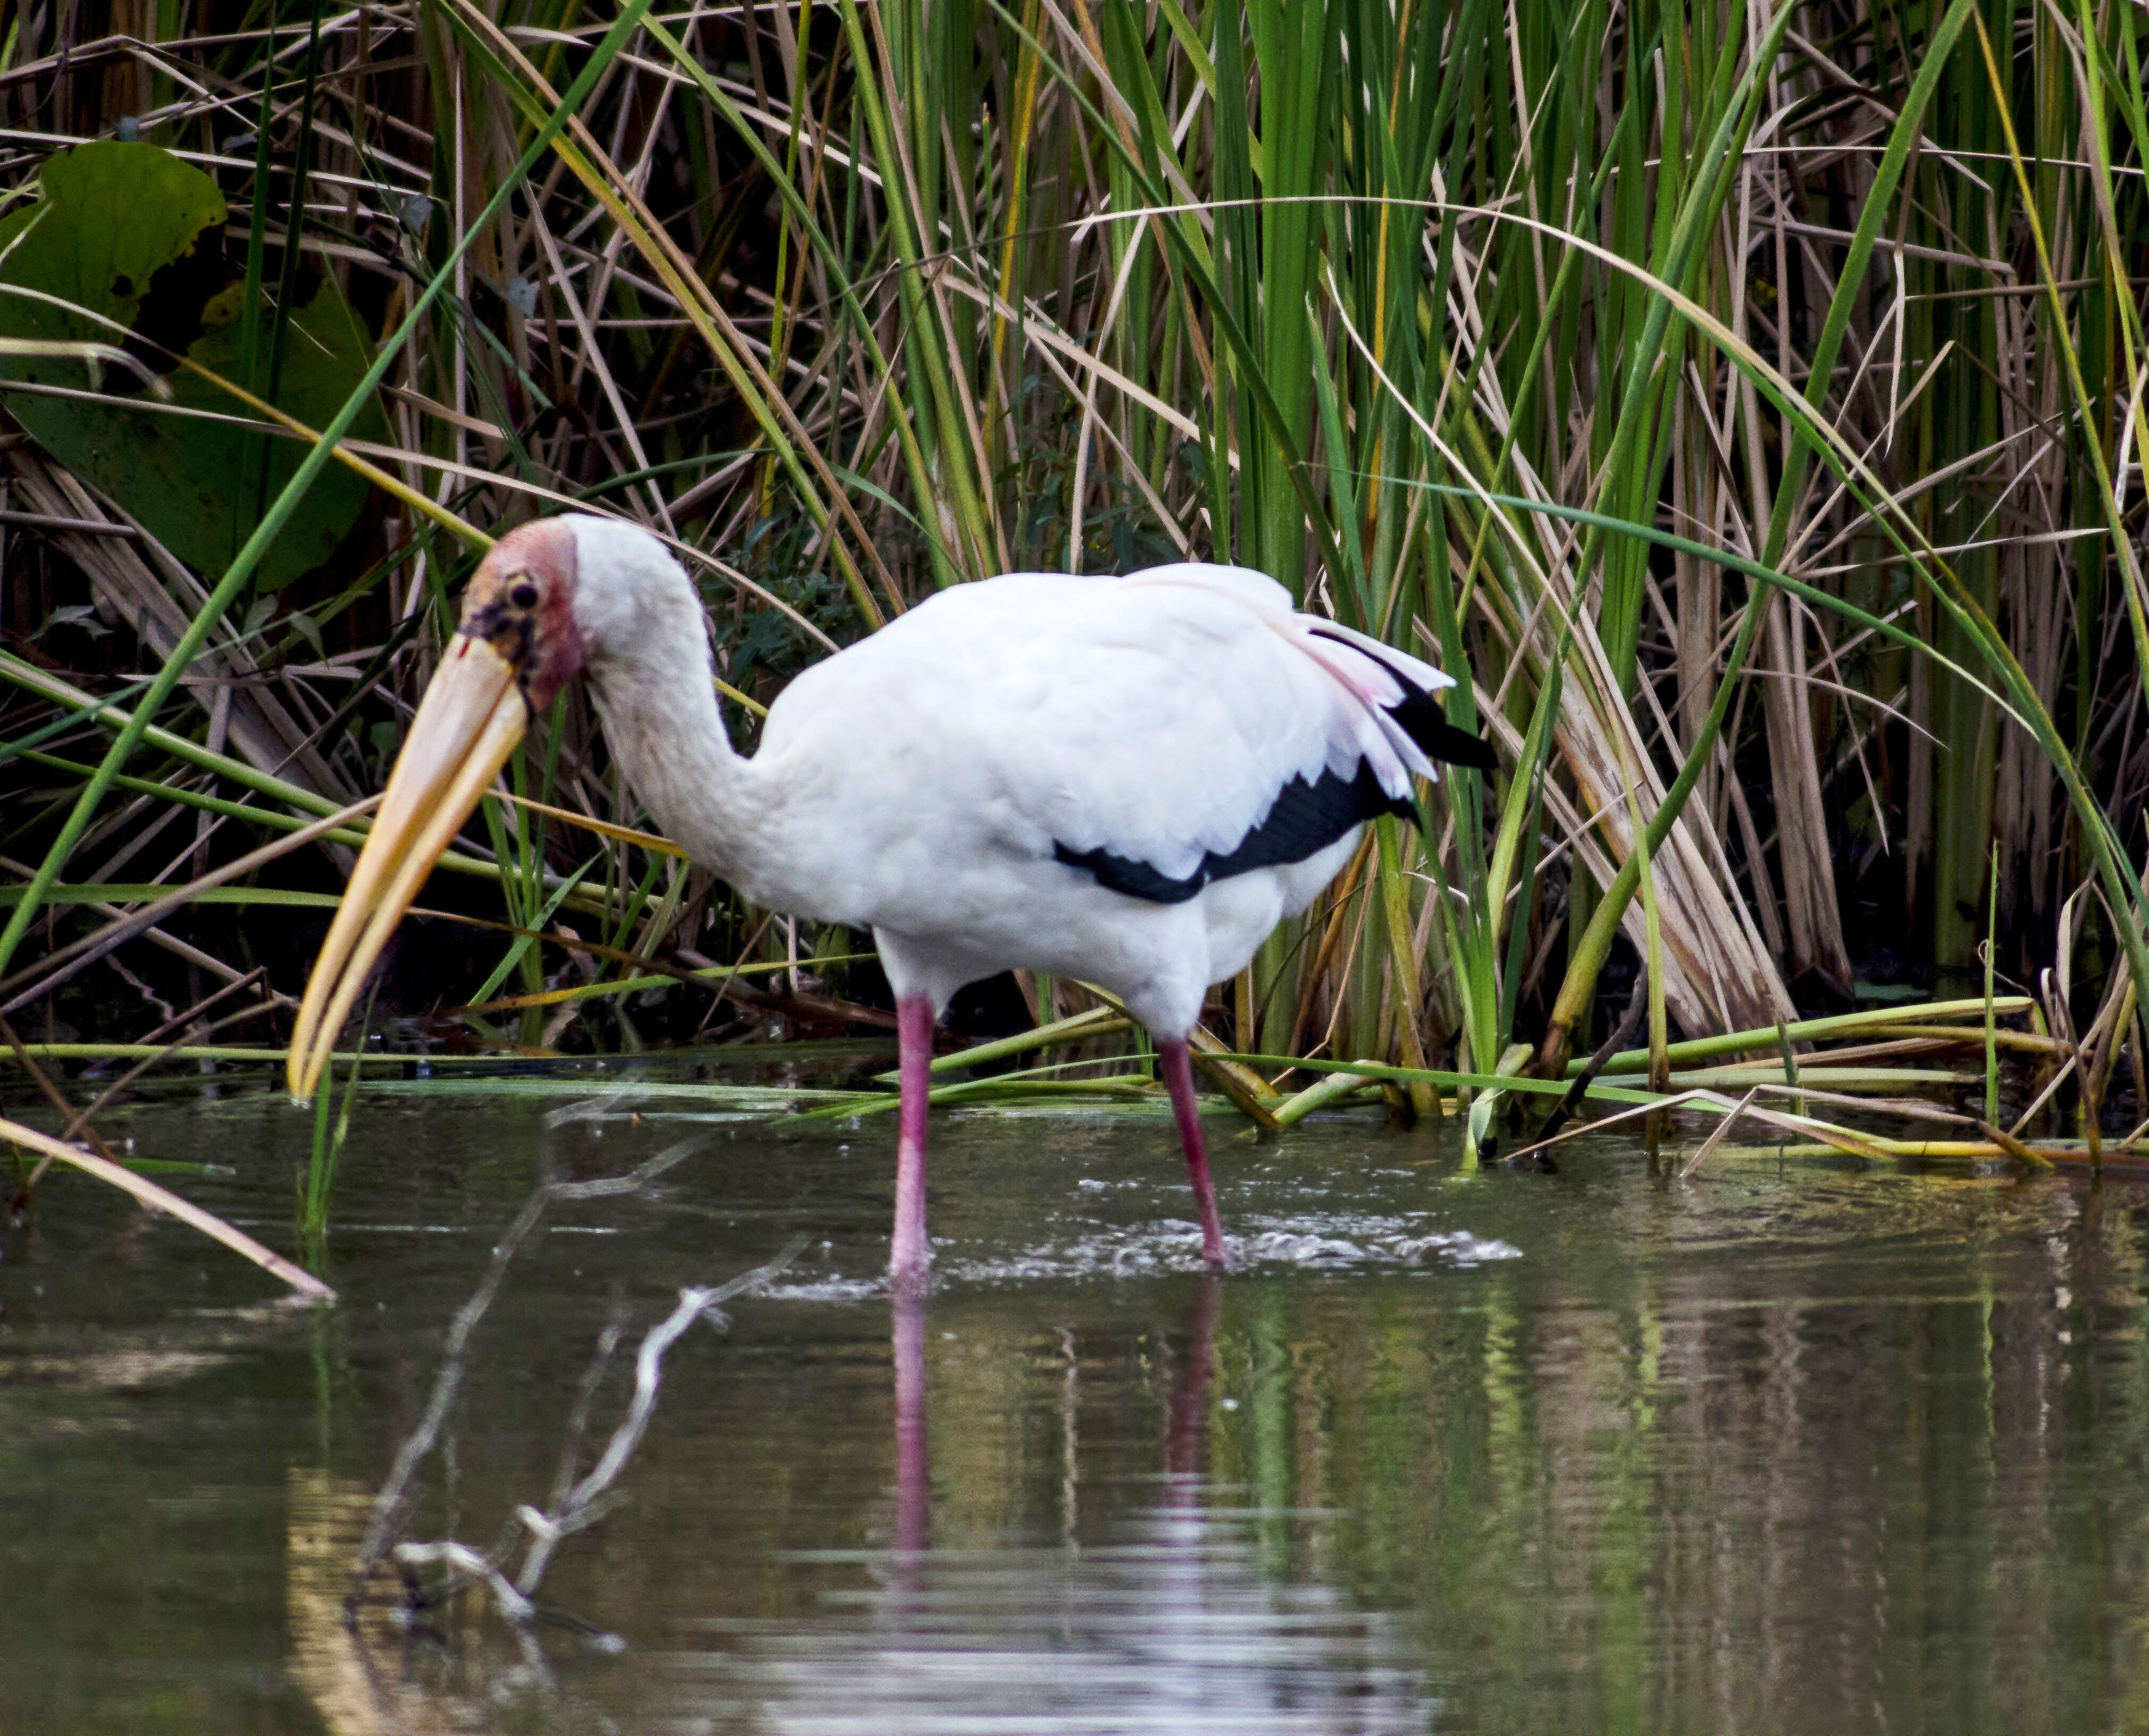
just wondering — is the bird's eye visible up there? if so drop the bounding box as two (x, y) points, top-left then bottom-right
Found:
(509, 580), (540, 610)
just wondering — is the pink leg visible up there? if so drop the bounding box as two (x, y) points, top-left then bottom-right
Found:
(1160, 1040), (1227, 1266)
(890, 993), (935, 1294)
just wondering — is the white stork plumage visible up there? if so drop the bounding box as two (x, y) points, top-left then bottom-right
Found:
(289, 515), (1494, 1290)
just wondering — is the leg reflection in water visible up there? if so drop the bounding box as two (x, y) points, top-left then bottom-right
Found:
(892, 1287), (930, 1559)
(1166, 1272), (1222, 1483)
(888, 1271), (1223, 1560)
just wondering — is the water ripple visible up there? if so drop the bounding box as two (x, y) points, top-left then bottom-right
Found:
(765, 1213), (1518, 1297)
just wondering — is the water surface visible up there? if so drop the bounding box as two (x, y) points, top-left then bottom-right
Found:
(4, 1068), (2146, 1733)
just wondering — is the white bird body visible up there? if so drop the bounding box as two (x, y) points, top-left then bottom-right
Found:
(291, 515), (1492, 1289)
(568, 520), (1460, 1038)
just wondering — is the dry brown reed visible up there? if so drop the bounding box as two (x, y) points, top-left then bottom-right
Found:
(0, 0), (2141, 1171)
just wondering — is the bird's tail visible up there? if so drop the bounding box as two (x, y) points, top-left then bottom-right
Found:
(1302, 620), (1499, 779)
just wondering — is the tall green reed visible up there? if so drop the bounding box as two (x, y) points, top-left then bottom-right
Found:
(0, 0), (2140, 1120)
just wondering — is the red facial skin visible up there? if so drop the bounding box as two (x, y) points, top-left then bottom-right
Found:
(456, 518), (586, 712)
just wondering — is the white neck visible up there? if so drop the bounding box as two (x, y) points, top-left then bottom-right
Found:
(570, 521), (782, 896)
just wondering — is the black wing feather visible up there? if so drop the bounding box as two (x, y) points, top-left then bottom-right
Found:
(1054, 761), (1409, 905)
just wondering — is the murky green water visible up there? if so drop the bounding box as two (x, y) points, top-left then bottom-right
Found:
(5, 1063), (2149, 1733)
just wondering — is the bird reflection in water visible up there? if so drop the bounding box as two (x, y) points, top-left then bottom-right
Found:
(673, 1275), (1429, 1735)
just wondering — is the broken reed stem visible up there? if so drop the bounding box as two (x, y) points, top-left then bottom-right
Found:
(0, 798), (381, 1018)
(1775, 1022), (1805, 1122)
(1986, 844), (2001, 1125)
(0, 1112), (334, 1300)
(1678, 1085), (1761, 1179)
(0, 1013), (124, 1171)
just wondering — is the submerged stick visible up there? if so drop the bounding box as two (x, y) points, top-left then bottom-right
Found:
(1272, 1065), (1382, 1127)
(1, 1015), (124, 1173)
(1534, 969), (1651, 1148)
(1978, 1120), (2055, 1170)
(508, 1255), (808, 1598)
(349, 1142), (805, 1633)
(350, 1142), (699, 1588)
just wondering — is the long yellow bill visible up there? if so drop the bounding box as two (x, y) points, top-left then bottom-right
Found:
(287, 635), (527, 1102)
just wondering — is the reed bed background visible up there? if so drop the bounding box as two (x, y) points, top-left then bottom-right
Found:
(0, 0), (2144, 1199)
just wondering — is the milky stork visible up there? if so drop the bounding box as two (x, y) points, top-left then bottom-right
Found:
(288, 515), (1494, 1291)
